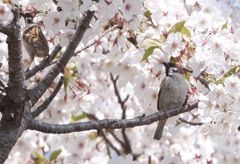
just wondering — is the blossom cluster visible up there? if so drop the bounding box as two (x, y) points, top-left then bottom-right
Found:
(1, 0), (240, 163)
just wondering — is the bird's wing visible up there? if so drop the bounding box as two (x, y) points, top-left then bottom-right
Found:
(157, 78), (169, 111)
(157, 87), (161, 111)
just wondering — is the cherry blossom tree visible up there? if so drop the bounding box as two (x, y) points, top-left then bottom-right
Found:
(0, 0), (240, 163)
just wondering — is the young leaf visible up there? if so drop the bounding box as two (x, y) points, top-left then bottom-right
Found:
(63, 77), (70, 94)
(224, 66), (238, 77)
(33, 152), (48, 164)
(141, 46), (160, 61)
(141, 38), (161, 48)
(184, 71), (191, 81)
(71, 113), (87, 122)
(214, 66), (238, 84)
(222, 21), (228, 30)
(67, 62), (78, 72)
(168, 21), (191, 37)
(49, 149), (62, 161)
(144, 9), (152, 19)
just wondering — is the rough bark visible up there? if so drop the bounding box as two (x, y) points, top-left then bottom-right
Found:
(0, 11), (27, 162)
(0, 3), (98, 162)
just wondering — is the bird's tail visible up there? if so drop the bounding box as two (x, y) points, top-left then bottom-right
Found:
(154, 120), (167, 140)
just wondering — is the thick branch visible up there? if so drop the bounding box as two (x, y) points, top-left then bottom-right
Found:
(0, 20), (12, 34)
(0, 102), (32, 163)
(7, 22), (25, 96)
(29, 7), (98, 106)
(28, 102), (198, 133)
(2, 12), (25, 125)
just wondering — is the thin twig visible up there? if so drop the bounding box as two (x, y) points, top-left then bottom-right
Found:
(110, 73), (129, 119)
(99, 130), (121, 155)
(86, 112), (127, 153)
(178, 118), (203, 126)
(121, 128), (132, 154)
(31, 76), (64, 118)
(148, 156), (151, 164)
(110, 73), (132, 154)
(74, 25), (119, 55)
(85, 113), (121, 155)
(87, 113), (127, 152)
(106, 145), (111, 158)
(108, 130), (126, 149)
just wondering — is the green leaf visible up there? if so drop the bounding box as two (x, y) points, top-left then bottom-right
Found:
(224, 66), (238, 77)
(141, 46), (160, 61)
(64, 77), (70, 93)
(184, 72), (191, 81)
(144, 9), (152, 19)
(215, 66), (238, 84)
(214, 78), (224, 85)
(169, 21), (185, 33)
(71, 113), (87, 122)
(33, 152), (48, 164)
(222, 21), (228, 30)
(49, 149), (62, 161)
(67, 62), (78, 72)
(168, 21), (191, 37)
(141, 38), (161, 49)
(140, 38), (161, 61)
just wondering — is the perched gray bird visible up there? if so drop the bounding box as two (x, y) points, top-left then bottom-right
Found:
(154, 62), (188, 140)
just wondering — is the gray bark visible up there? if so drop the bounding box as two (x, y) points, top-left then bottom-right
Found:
(0, 3), (98, 162)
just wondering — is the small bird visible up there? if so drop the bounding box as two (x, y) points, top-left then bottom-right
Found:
(154, 62), (188, 140)
(22, 14), (49, 70)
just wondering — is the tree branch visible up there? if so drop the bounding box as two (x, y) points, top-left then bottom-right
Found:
(110, 73), (132, 154)
(108, 130), (126, 150)
(29, 5), (98, 106)
(178, 118), (203, 126)
(98, 130), (121, 155)
(86, 113), (126, 156)
(2, 8), (25, 125)
(28, 102), (198, 133)
(0, 7), (30, 162)
(0, 20), (12, 35)
(0, 101), (33, 163)
(74, 25), (119, 55)
(110, 73), (129, 119)
(31, 76), (64, 118)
